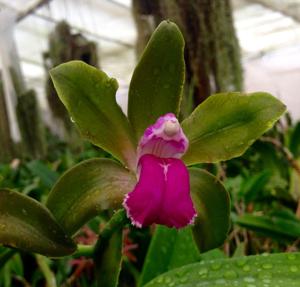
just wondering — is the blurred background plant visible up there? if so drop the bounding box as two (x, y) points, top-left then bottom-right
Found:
(0, 0), (300, 286)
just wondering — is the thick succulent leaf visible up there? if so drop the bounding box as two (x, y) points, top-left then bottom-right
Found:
(138, 226), (200, 287)
(0, 189), (76, 257)
(234, 212), (300, 241)
(145, 252), (300, 287)
(50, 61), (137, 170)
(182, 92), (286, 165)
(128, 20), (185, 138)
(189, 168), (230, 252)
(46, 159), (136, 235)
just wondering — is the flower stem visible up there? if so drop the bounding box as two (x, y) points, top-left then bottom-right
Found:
(35, 254), (57, 287)
(93, 208), (128, 287)
(93, 209), (127, 256)
(73, 244), (94, 257)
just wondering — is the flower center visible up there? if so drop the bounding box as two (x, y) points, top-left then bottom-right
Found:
(163, 120), (180, 137)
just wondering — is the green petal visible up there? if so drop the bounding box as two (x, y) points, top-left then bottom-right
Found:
(182, 92), (286, 165)
(46, 159), (136, 235)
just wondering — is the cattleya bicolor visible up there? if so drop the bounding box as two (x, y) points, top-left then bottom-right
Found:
(123, 113), (197, 229)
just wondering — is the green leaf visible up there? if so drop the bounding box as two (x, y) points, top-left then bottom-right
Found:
(50, 60), (137, 170)
(0, 189), (76, 257)
(46, 159), (136, 235)
(239, 170), (272, 203)
(190, 168), (230, 252)
(145, 252), (300, 287)
(290, 159), (300, 200)
(128, 20), (185, 138)
(289, 121), (300, 157)
(27, 160), (59, 189)
(139, 226), (200, 287)
(182, 92), (286, 165)
(234, 213), (300, 241)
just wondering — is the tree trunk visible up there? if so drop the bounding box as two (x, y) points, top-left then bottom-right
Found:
(43, 21), (99, 139)
(0, 72), (14, 162)
(132, 0), (243, 115)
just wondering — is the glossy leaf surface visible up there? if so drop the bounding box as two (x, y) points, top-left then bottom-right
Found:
(190, 168), (230, 252)
(182, 92), (286, 165)
(46, 159), (136, 235)
(0, 189), (76, 257)
(128, 20), (185, 138)
(50, 60), (137, 170)
(145, 252), (300, 286)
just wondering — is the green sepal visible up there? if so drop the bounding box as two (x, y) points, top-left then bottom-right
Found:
(128, 20), (185, 138)
(50, 60), (137, 170)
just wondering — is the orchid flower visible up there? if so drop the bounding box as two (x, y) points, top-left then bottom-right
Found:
(123, 113), (197, 229)
(42, 20), (285, 258)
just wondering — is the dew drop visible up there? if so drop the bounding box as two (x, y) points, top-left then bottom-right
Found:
(164, 277), (171, 284)
(243, 265), (251, 272)
(288, 253), (296, 260)
(262, 263), (273, 270)
(244, 276), (255, 283)
(290, 265), (298, 272)
(237, 258), (247, 267)
(198, 268), (208, 277)
(211, 262), (222, 270)
(223, 270), (238, 280)
(70, 117), (75, 123)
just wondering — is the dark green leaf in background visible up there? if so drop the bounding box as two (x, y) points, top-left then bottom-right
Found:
(234, 212), (300, 242)
(128, 20), (185, 138)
